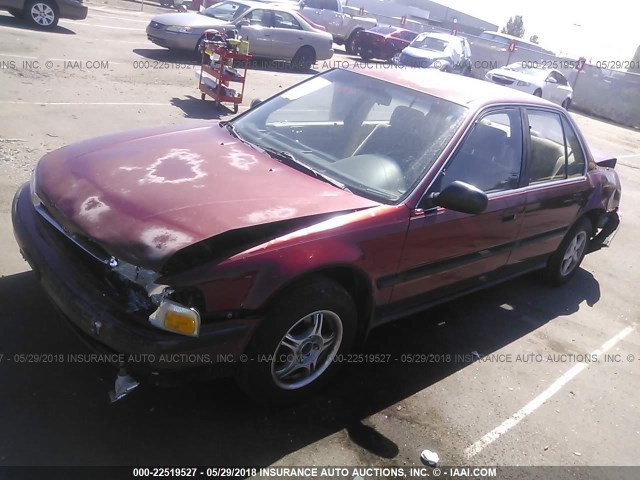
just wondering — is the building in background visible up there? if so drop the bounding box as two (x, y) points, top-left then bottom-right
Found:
(344, 0), (498, 35)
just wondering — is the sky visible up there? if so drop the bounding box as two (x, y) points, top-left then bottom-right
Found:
(437, 0), (639, 62)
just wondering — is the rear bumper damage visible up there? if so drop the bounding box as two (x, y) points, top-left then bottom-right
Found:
(589, 208), (621, 252)
(12, 182), (261, 386)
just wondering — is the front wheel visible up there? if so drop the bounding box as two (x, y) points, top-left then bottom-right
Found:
(237, 277), (357, 404)
(533, 88), (543, 97)
(26, 0), (58, 28)
(345, 31), (361, 55)
(542, 218), (592, 286)
(562, 98), (572, 111)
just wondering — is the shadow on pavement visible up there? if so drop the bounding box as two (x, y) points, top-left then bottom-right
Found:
(0, 14), (76, 34)
(133, 48), (200, 65)
(0, 268), (600, 465)
(169, 96), (230, 119)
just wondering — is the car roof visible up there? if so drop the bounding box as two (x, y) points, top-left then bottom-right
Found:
(416, 32), (461, 42)
(347, 67), (560, 109)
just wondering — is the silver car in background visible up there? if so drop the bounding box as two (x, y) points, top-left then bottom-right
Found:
(485, 63), (573, 110)
(146, 0), (333, 70)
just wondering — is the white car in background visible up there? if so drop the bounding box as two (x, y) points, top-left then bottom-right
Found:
(397, 32), (472, 75)
(485, 63), (573, 109)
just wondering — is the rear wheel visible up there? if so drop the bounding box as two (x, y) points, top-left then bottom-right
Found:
(291, 46), (316, 71)
(237, 277), (357, 404)
(26, 0), (58, 28)
(542, 217), (592, 286)
(562, 98), (572, 111)
(345, 30), (362, 55)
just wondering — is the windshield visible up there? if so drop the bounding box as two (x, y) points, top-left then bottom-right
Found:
(201, 2), (249, 21)
(410, 35), (448, 52)
(231, 69), (467, 204)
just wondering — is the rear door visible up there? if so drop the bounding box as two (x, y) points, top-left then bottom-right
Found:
(390, 108), (528, 304)
(509, 108), (590, 264)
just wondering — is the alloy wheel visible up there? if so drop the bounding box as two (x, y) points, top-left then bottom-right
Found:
(271, 310), (343, 390)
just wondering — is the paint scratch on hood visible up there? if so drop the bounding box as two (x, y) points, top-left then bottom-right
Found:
(139, 149), (207, 185)
(244, 207), (297, 224)
(141, 227), (194, 257)
(79, 196), (110, 223)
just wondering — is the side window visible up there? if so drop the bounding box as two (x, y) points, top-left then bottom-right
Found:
(305, 0), (322, 9)
(527, 110), (567, 183)
(561, 117), (586, 178)
(322, 0), (340, 11)
(246, 9), (270, 27)
(274, 12), (301, 29)
(439, 109), (523, 194)
(556, 72), (568, 86)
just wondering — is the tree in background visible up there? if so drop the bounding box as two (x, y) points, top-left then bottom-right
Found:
(529, 35), (539, 44)
(630, 45), (640, 73)
(501, 15), (525, 38)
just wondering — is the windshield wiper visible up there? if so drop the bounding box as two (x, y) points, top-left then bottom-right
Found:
(257, 145), (350, 192)
(219, 120), (239, 138)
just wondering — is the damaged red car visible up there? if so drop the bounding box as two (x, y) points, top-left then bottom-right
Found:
(12, 68), (621, 403)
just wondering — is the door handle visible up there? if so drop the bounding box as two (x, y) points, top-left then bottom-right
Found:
(501, 209), (518, 222)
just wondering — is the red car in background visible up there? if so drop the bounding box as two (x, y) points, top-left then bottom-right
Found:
(356, 26), (418, 61)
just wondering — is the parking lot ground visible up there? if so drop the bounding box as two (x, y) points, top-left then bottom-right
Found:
(0, 5), (639, 471)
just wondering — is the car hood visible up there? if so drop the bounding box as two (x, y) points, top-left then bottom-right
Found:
(150, 12), (228, 28)
(401, 46), (447, 60)
(34, 124), (379, 271)
(488, 68), (542, 85)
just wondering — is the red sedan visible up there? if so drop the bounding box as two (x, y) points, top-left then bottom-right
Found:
(356, 26), (418, 62)
(12, 68), (621, 403)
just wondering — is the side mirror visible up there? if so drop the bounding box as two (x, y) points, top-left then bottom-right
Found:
(250, 98), (263, 109)
(236, 19), (249, 28)
(431, 181), (488, 214)
(546, 76), (557, 84)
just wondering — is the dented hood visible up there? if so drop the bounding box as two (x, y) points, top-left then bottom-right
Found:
(34, 123), (378, 270)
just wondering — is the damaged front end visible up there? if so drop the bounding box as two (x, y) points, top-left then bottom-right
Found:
(31, 176), (202, 339)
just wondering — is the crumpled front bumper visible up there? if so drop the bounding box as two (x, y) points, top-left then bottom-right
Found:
(11, 182), (261, 382)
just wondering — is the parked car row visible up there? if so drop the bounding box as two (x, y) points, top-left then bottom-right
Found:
(350, 24), (573, 108)
(146, 0), (334, 70)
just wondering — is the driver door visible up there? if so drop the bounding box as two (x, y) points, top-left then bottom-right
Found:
(237, 9), (273, 57)
(390, 108), (528, 304)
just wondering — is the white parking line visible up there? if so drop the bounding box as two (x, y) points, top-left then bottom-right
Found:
(617, 153), (640, 159)
(88, 11), (152, 23)
(0, 101), (172, 106)
(464, 323), (636, 459)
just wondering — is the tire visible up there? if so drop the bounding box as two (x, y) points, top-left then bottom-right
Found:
(8, 8), (24, 18)
(291, 46), (316, 71)
(237, 277), (358, 404)
(562, 98), (572, 111)
(345, 30), (361, 55)
(359, 52), (372, 62)
(533, 88), (542, 97)
(542, 218), (592, 286)
(26, 0), (58, 28)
